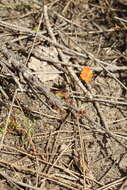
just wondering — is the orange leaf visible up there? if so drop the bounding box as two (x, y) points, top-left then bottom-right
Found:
(80, 66), (93, 82)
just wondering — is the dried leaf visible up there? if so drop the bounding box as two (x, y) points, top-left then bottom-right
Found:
(28, 57), (59, 82)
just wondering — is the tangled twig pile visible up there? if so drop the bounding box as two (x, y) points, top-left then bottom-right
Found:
(0, 0), (127, 190)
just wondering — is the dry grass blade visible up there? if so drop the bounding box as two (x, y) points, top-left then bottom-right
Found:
(0, 89), (17, 150)
(0, 172), (41, 190)
(25, 12), (44, 66)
